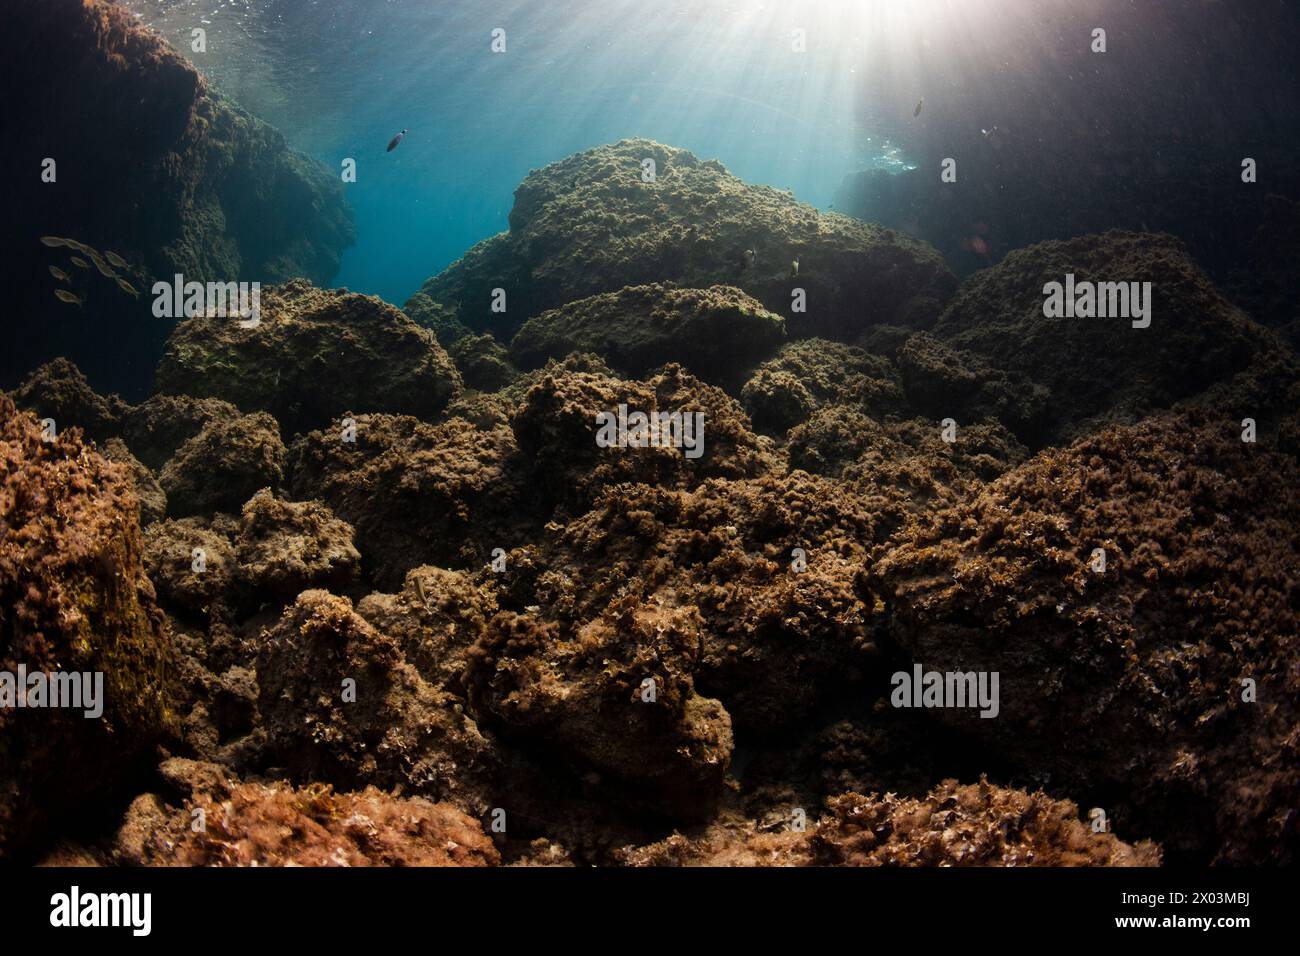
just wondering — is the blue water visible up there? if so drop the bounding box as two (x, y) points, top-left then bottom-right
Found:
(124, 0), (907, 305)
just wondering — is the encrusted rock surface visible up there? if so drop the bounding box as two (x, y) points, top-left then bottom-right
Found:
(409, 139), (955, 343)
(156, 279), (461, 435)
(0, 395), (172, 856)
(871, 412), (1300, 864)
(510, 282), (786, 385)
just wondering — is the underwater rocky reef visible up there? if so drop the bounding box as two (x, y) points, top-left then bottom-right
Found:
(0, 0), (356, 400)
(2, 0), (1297, 870)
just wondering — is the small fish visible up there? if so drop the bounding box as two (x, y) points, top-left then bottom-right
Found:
(54, 289), (84, 306)
(48, 265), (70, 282)
(386, 128), (408, 152)
(791, 257), (800, 278)
(116, 277), (140, 297)
(104, 251), (129, 269)
(91, 255), (117, 278)
(913, 98), (924, 117)
(40, 236), (67, 248)
(70, 256), (90, 269)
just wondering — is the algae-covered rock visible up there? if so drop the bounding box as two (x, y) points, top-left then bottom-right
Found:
(117, 762), (498, 867)
(741, 338), (905, 434)
(9, 358), (127, 444)
(255, 591), (496, 808)
(409, 139), (955, 342)
(156, 279), (461, 435)
(448, 333), (519, 392)
(617, 779), (1161, 867)
(121, 394), (243, 470)
(871, 411), (1300, 864)
(510, 282), (786, 384)
(511, 363), (777, 514)
(103, 437), (167, 526)
(159, 410), (285, 517)
(143, 516), (240, 622)
(896, 331), (1050, 440)
(0, 395), (171, 856)
(468, 605), (734, 822)
(235, 489), (359, 601)
(289, 415), (530, 589)
(932, 231), (1276, 442)
(481, 472), (886, 734)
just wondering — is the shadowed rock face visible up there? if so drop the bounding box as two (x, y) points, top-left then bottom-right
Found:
(0, 0), (355, 400)
(510, 282), (786, 386)
(871, 412), (1300, 864)
(156, 279), (462, 436)
(406, 139), (956, 343)
(0, 395), (173, 858)
(928, 232), (1277, 444)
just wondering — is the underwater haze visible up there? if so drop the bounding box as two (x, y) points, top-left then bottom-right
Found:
(124, 0), (879, 304)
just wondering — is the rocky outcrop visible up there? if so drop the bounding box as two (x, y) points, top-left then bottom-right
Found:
(408, 139), (955, 343)
(289, 415), (529, 589)
(156, 279), (461, 435)
(870, 412), (1300, 864)
(254, 591), (498, 809)
(0, 395), (172, 857)
(930, 232), (1277, 443)
(159, 411), (286, 516)
(740, 338), (905, 434)
(0, 0), (355, 401)
(510, 283), (786, 385)
(511, 363), (777, 514)
(9, 358), (127, 444)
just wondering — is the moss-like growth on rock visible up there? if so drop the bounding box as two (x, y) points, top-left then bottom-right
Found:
(409, 139), (954, 343)
(871, 412), (1300, 864)
(156, 279), (461, 436)
(159, 411), (285, 517)
(933, 232), (1276, 443)
(510, 282), (786, 385)
(0, 395), (172, 856)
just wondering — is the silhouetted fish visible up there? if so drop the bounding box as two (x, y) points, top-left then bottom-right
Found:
(90, 255), (116, 278)
(914, 98), (924, 117)
(104, 251), (129, 269)
(54, 289), (83, 306)
(70, 256), (90, 269)
(49, 265), (70, 282)
(387, 128), (408, 152)
(40, 236), (66, 248)
(116, 277), (140, 297)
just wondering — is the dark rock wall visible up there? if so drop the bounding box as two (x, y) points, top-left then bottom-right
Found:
(0, 0), (356, 401)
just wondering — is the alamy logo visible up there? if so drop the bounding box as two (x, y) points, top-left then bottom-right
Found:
(1042, 273), (1151, 328)
(0, 665), (103, 718)
(50, 886), (151, 936)
(891, 663), (1000, 718)
(152, 274), (261, 328)
(595, 404), (705, 459)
